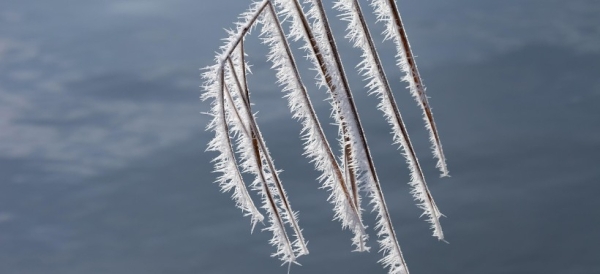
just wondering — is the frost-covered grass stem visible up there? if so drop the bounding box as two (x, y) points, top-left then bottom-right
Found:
(263, 2), (369, 244)
(226, 59), (309, 258)
(304, 0), (410, 272)
(370, 0), (448, 177)
(208, 66), (265, 231)
(335, 0), (444, 241)
(224, 76), (301, 263)
(275, 0), (369, 250)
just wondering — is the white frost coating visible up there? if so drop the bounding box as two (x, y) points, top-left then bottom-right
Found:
(203, 65), (264, 231)
(272, 0), (372, 251)
(227, 59), (313, 264)
(201, 1), (303, 265)
(287, 0), (410, 273)
(370, 0), (449, 177)
(212, 0), (269, 71)
(203, 0), (450, 271)
(224, 25), (310, 260)
(334, 0), (444, 241)
(260, 4), (368, 251)
(224, 62), (303, 264)
(224, 79), (298, 264)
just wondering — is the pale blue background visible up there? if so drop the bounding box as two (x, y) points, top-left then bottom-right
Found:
(1, 0), (599, 273)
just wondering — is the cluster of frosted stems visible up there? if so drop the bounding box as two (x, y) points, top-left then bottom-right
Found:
(202, 1), (449, 273)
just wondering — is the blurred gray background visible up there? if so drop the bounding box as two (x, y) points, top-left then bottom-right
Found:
(1, 0), (599, 273)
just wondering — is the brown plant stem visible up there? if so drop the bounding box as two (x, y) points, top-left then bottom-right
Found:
(223, 79), (297, 261)
(310, 0), (408, 271)
(348, 0), (442, 233)
(217, 68), (264, 230)
(225, 54), (309, 256)
(287, 0), (366, 250)
(384, 0), (448, 177)
(218, 0), (270, 69)
(266, 1), (366, 231)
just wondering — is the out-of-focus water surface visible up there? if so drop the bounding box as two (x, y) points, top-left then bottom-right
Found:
(1, 0), (599, 273)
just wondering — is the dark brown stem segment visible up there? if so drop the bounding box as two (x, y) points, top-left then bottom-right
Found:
(384, 0), (448, 177)
(310, 0), (409, 272)
(348, 0), (442, 235)
(226, 54), (309, 256)
(227, 58), (252, 134)
(239, 40), (251, 101)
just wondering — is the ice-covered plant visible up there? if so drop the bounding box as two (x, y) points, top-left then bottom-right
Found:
(201, 1), (449, 273)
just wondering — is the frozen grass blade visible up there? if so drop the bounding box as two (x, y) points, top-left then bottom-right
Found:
(261, 1), (369, 247)
(370, 0), (449, 177)
(204, 63), (264, 232)
(224, 81), (298, 264)
(334, 0), (444, 241)
(303, 0), (410, 272)
(203, 0), (302, 264)
(225, 50), (309, 257)
(272, 0), (370, 251)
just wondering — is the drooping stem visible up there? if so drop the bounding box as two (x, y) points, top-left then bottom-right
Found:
(217, 1), (270, 70)
(336, 0), (443, 240)
(226, 55), (309, 256)
(279, 0), (367, 250)
(212, 64), (264, 231)
(375, 0), (448, 177)
(265, 0), (368, 241)
(223, 81), (297, 263)
(308, 0), (409, 272)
